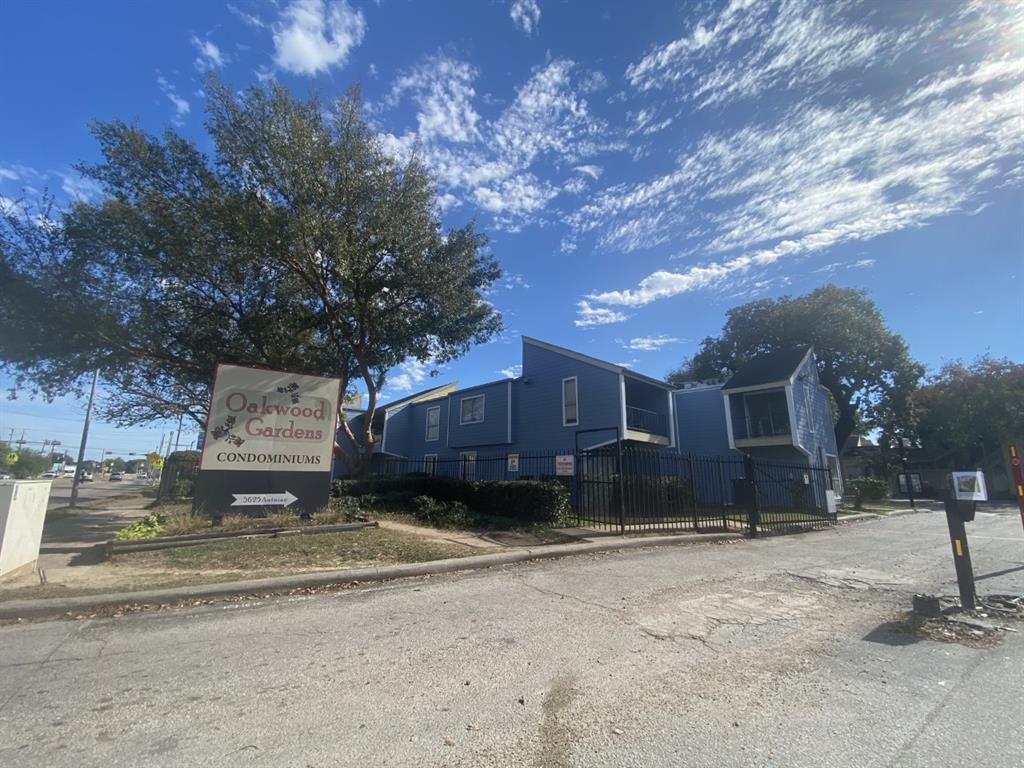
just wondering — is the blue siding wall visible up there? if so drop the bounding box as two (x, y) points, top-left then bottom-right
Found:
(447, 379), (511, 449)
(790, 354), (839, 465)
(401, 398), (449, 458)
(674, 387), (734, 456)
(518, 341), (621, 451)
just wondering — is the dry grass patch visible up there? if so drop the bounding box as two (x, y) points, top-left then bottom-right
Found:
(120, 527), (482, 573)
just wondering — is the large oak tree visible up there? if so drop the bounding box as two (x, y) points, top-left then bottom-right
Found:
(0, 80), (501, 477)
(666, 285), (924, 453)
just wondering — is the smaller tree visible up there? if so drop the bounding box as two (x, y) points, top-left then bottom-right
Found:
(914, 356), (1024, 464)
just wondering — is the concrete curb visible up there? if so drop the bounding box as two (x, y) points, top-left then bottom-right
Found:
(838, 506), (936, 524)
(0, 531), (743, 621)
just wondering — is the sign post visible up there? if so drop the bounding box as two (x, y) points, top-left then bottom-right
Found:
(194, 364), (341, 516)
(1009, 444), (1024, 535)
(942, 471), (987, 611)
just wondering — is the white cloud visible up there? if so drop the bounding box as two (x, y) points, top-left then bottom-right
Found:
(574, 164), (602, 180)
(273, 0), (366, 76)
(379, 56), (620, 229)
(574, 300), (630, 328)
(60, 173), (102, 202)
(622, 335), (679, 352)
(499, 364), (523, 379)
(156, 75), (190, 125)
(228, 3), (267, 28)
(192, 35), (227, 72)
(626, 0), (924, 109)
(510, 0), (541, 35)
(0, 167), (19, 182)
(575, 4), (1024, 313)
(385, 357), (432, 394)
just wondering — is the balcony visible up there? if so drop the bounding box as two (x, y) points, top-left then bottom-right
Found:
(731, 389), (793, 448)
(625, 405), (670, 445)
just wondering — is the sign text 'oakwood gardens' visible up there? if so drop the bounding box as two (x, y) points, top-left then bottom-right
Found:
(195, 364), (342, 515)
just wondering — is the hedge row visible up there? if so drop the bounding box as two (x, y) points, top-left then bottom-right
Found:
(331, 477), (570, 525)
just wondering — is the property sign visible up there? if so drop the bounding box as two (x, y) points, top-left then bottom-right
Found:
(195, 364), (341, 515)
(898, 472), (923, 494)
(951, 471), (987, 502)
(555, 454), (575, 476)
(507, 453), (520, 473)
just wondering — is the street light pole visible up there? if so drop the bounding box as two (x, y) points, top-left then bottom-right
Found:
(69, 369), (99, 510)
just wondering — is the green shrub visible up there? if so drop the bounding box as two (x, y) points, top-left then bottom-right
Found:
(159, 507), (212, 536)
(170, 478), (194, 498)
(333, 476), (570, 526)
(411, 496), (473, 528)
(847, 477), (889, 509)
(114, 514), (163, 541)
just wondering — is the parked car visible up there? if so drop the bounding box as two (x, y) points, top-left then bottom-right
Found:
(0, 473), (11, 480)
(41, 471), (57, 479)
(109, 472), (124, 481)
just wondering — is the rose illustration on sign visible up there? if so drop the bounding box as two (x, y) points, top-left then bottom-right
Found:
(210, 414), (246, 447)
(277, 382), (301, 404)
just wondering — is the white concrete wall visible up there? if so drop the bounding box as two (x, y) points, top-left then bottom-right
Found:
(0, 480), (52, 579)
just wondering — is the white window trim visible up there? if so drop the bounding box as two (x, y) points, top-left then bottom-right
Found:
(459, 394), (485, 425)
(423, 454), (438, 475)
(459, 450), (477, 481)
(425, 405), (441, 442)
(562, 376), (579, 427)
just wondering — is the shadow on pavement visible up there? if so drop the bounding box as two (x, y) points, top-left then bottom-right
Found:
(863, 619), (922, 647)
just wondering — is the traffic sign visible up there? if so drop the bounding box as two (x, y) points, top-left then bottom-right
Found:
(230, 491), (298, 507)
(152, 458), (164, 470)
(146, 452), (160, 462)
(4, 452), (18, 466)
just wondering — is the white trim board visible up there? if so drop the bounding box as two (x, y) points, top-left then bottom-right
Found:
(562, 376), (579, 427)
(459, 394), (486, 425)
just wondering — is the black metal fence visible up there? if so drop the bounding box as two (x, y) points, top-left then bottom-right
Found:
(367, 446), (837, 535)
(157, 455), (199, 501)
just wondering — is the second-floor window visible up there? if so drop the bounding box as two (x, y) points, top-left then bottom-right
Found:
(744, 390), (790, 437)
(460, 394), (485, 424)
(562, 377), (578, 426)
(425, 406), (440, 441)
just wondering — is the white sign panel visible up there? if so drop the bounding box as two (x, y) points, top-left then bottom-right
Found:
(555, 454), (575, 476)
(507, 453), (520, 473)
(199, 364), (341, 473)
(952, 471), (987, 501)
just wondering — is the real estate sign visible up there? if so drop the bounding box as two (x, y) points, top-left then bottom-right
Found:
(195, 364), (341, 515)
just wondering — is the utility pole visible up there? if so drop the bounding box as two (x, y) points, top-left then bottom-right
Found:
(174, 413), (183, 453)
(157, 432), (166, 457)
(69, 369), (99, 510)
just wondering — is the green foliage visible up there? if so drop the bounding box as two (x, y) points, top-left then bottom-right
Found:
(666, 285), (924, 453)
(0, 443), (51, 479)
(914, 356), (1024, 463)
(846, 477), (890, 509)
(170, 478), (194, 498)
(333, 477), (570, 526)
(114, 514), (163, 541)
(1, 78), (501, 478)
(411, 496), (474, 528)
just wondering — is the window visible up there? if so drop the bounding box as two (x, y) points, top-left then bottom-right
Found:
(425, 406), (440, 442)
(459, 451), (477, 481)
(423, 454), (438, 476)
(460, 395), (485, 424)
(743, 390), (790, 437)
(562, 377), (578, 426)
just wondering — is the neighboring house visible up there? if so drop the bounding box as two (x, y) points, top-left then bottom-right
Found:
(335, 338), (841, 488)
(673, 347), (842, 489)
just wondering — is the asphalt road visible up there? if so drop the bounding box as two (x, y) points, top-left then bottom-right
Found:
(44, 477), (150, 510)
(1, 509), (1022, 767)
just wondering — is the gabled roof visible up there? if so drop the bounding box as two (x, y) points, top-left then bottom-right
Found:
(381, 382), (457, 412)
(722, 346), (813, 392)
(522, 336), (672, 389)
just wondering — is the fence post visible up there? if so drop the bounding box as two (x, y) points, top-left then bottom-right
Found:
(717, 458), (727, 529)
(687, 453), (699, 531)
(744, 452), (759, 538)
(616, 440), (626, 535)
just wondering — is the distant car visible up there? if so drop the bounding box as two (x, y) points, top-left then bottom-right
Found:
(41, 471), (57, 479)
(0, 473), (11, 480)
(109, 472), (124, 481)
(77, 471), (94, 482)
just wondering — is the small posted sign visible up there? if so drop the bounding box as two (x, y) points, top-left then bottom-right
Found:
(507, 453), (520, 473)
(952, 471), (987, 502)
(555, 454), (575, 476)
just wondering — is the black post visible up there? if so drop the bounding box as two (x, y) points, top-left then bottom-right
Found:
(616, 439), (626, 535)
(687, 453), (699, 531)
(743, 452), (759, 538)
(942, 492), (977, 611)
(900, 438), (915, 511)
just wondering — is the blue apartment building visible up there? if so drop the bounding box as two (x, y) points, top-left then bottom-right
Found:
(336, 337), (841, 489)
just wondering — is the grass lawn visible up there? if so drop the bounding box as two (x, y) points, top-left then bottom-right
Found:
(120, 526), (482, 573)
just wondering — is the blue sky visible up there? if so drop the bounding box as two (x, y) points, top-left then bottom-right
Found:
(1, 0), (1022, 457)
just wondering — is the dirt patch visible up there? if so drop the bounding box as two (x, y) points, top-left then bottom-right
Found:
(868, 611), (1006, 649)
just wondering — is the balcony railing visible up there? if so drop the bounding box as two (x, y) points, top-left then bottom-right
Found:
(745, 416), (791, 438)
(626, 406), (669, 436)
